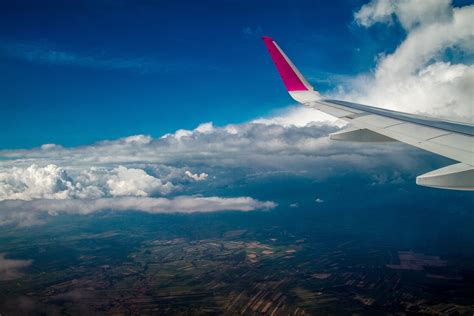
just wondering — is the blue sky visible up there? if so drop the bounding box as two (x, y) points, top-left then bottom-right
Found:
(0, 0), (411, 149)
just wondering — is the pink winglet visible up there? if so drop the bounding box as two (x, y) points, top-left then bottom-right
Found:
(262, 36), (308, 91)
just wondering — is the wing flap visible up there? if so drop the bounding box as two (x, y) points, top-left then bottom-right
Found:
(416, 163), (474, 190)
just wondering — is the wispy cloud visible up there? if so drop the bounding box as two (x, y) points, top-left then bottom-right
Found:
(242, 25), (263, 38)
(0, 41), (214, 74)
(0, 253), (32, 280)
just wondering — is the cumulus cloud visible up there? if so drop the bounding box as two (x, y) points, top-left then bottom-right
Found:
(252, 106), (344, 127)
(315, 198), (324, 204)
(185, 170), (208, 181)
(0, 165), (174, 201)
(343, 0), (474, 122)
(162, 122), (216, 140)
(106, 166), (174, 197)
(0, 254), (32, 280)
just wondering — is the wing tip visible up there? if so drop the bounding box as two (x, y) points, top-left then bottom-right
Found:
(261, 36), (311, 92)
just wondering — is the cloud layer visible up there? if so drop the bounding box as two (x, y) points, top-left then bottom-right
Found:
(0, 110), (353, 225)
(0, 112), (426, 226)
(0, 118), (414, 178)
(0, 196), (276, 215)
(0, 196), (276, 227)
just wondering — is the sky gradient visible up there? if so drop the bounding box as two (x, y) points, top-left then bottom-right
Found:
(0, 0), (411, 148)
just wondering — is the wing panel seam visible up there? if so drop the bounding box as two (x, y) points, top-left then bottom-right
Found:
(424, 132), (453, 141)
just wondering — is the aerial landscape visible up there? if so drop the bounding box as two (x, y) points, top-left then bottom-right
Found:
(1, 197), (474, 314)
(1, 0), (473, 314)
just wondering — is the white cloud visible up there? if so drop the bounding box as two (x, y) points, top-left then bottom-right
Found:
(0, 122), (340, 169)
(315, 198), (324, 203)
(122, 134), (152, 144)
(0, 254), (32, 280)
(0, 196), (277, 226)
(161, 122), (215, 141)
(194, 122), (214, 134)
(289, 202), (299, 208)
(185, 170), (208, 181)
(0, 196), (276, 214)
(106, 166), (174, 197)
(0, 164), (76, 201)
(0, 120), (419, 187)
(355, 0), (452, 30)
(345, 1), (474, 123)
(40, 143), (61, 150)
(171, 129), (193, 140)
(0, 165), (176, 201)
(252, 106), (343, 128)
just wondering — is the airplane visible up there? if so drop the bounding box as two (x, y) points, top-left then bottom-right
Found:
(262, 36), (474, 191)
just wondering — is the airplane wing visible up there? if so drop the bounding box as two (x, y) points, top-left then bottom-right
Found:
(262, 36), (474, 190)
